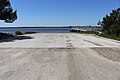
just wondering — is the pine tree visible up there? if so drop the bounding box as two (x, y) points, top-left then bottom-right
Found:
(101, 8), (120, 31)
(0, 0), (17, 23)
(100, 7), (120, 37)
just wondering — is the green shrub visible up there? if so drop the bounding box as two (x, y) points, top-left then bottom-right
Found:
(24, 32), (37, 34)
(15, 31), (23, 35)
(79, 31), (97, 34)
(0, 33), (14, 39)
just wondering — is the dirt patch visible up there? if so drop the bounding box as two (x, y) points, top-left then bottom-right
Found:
(90, 48), (120, 62)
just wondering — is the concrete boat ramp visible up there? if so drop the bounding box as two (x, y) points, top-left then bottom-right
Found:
(0, 33), (120, 80)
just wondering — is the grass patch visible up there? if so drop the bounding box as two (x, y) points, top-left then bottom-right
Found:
(77, 31), (101, 36)
(99, 33), (120, 41)
(78, 31), (97, 34)
(74, 30), (120, 41)
(24, 32), (37, 34)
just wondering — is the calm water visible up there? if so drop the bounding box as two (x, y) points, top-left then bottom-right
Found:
(0, 27), (70, 34)
(0, 27), (102, 34)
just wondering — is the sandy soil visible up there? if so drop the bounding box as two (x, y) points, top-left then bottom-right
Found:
(0, 33), (120, 80)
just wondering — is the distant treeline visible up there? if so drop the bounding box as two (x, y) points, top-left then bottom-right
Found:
(69, 26), (102, 28)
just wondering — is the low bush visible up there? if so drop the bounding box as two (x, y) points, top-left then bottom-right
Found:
(24, 32), (37, 34)
(99, 33), (120, 41)
(0, 33), (14, 39)
(99, 24), (120, 41)
(15, 31), (23, 35)
(79, 31), (97, 34)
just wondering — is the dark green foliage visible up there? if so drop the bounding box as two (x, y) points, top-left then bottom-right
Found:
(0, 0), (17, 23)
(15, 31), (23, 35)
(0, 32), (33, 42)
(0, 32), (14, 39)
(78, 31), (97, 34)
(101, 8), (120, 31)
(99, 7), (120, 40)
(97, 20), (102, 26)
(24, 32), (37, 34)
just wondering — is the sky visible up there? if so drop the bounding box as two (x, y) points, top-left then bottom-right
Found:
(0, 0), (120, 27)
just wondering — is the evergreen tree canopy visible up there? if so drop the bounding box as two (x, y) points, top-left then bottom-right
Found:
(0, 0), (17, 23)
(100, 7), (120, 38)
(101, 8), (120, 31)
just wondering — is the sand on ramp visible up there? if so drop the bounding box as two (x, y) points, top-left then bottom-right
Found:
(0, 33), (120, 80)
(0, 33), (120, 48)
